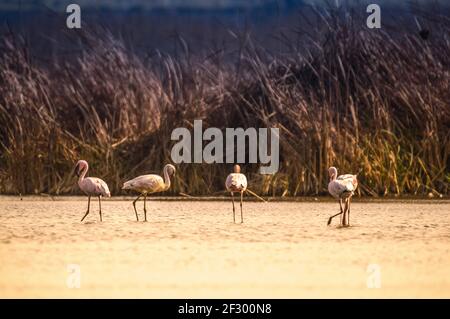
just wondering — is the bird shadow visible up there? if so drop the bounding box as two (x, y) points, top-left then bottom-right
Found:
(228, 222), (245, 227)
(333, 224), (355, 229)
(80, 221), (99, 225)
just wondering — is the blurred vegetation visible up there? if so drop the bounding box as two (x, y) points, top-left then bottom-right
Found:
(0, 9), (449, 197)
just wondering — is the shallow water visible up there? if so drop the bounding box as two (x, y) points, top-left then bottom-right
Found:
(0, 198), (449, 298)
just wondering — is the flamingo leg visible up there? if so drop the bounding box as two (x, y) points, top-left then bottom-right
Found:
(98, 196), (102, 222)
(133, 194), (141, 221)
(343, 198), (350, 226)
(327, 211), (343, 226)
(231, 192), (236, 223)
(340, 198), (345, 225)
(143, 194), (147, 222)
(240, 191), (244, 223)
(327, 199), (344, 225)
(81, 196), (91, 222)
(348, 197), (351, 226)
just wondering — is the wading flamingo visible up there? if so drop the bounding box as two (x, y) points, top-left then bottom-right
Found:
(122, 164), (176, 222)
(327, 166), (358, 227)
(225, 165), (248, 223)
(74, 160), (111, 222)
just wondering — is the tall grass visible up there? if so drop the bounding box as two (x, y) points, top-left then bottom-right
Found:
(0, 10), (449, 197)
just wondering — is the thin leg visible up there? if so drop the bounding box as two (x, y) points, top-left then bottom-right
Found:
(327, 199), (344, 226)
(240, 191), (244, 223)
(348, 197), (351, 226)
(81, 196), (91, 222)
(327, 211), (343, 226)
(143, 194), (147, 222)
(343, 198), (350, 226)
(98, 196), (102, 222)
(133, 194), (141, 221)
(231, 192), (236, 223)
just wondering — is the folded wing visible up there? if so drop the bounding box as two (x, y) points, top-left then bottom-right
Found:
(226, 173), (248, 192)
(122, 174), (164, 193)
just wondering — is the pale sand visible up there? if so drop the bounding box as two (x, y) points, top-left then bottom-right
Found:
(0, 198), (449, 298)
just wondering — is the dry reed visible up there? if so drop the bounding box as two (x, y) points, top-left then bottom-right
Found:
(0, 10), (448, 197)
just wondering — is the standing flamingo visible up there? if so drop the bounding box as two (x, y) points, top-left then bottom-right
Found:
(327, 166), (358, 226)
(74, 160), (111, 222)
(225, 165), (248, 223)
(122, 164), (176, 222)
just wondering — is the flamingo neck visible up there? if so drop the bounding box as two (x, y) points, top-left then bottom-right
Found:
(163, 167), (171, 191)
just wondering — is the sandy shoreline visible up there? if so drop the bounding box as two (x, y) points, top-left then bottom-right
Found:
(0, 195), (448, 202)
(0, 199), (449, 298)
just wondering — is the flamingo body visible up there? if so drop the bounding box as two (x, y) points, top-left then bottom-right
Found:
(327, 167), (358, 226)
(225, 173), (248, 193)
(79, 177), (111, 197)
(75, 160), (110, 222)
(122, 164), (176, 221)
(328, 174), (358, 200)
(122, 174), (165, 194)
(226, 165), (247, 223)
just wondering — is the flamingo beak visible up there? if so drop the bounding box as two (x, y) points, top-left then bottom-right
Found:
(74, 163), (81, 177)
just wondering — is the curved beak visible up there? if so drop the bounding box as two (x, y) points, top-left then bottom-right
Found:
(73, 163), (81, 177)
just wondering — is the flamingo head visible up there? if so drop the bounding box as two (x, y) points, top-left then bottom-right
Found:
(75, 160), (88, 177)
(233, 164), (241, 173)
(164, 164), (176, 176)
(328, 166), (337, 181)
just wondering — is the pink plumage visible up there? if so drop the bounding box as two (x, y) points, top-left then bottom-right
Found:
(225, 165), (247, 223)
(225, 173), (248, 193)
(327, 167), (358, 226)
(75, 160), (110, 222)
(122, 164), (176, 222)
(328, 173), (358, 200)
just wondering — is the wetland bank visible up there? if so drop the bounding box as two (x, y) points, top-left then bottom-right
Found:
(0, 198), (449, 298)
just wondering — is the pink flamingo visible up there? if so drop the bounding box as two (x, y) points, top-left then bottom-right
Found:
(225, 165), (248, 223)
(327, 166), (358, 226)
(74, 160), (111, 222)
(122, 164), (176, 222)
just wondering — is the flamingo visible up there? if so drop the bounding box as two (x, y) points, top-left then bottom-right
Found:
(74, 160), (111, 222)
(122, 164), (176, 222)
(327, 166), (358, 227)
(225, 165), (248, 223)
